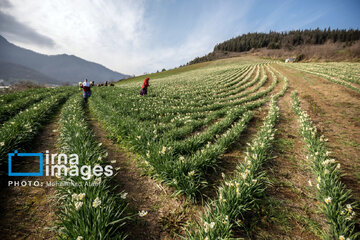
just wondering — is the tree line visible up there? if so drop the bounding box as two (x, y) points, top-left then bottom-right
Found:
(188, 28), (360, 64)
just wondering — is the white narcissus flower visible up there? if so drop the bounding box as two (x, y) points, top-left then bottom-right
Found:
(159, 146), (167, 154)
(346, 204), (352, 213)
(308, 180), (313, 186)
(72, 193), (78, 201)
(0, 142), (4, 147)
(78, 193), (86, 201)
(203, 221), (216, 233)
(75, 201), (83, 210)
(120, 192), (128, 199)
(139, 210), (148, 217)
(92, 197), (101, 208)
(324, 197), (332, 204)
(241, 173), (247, 180)
(76, 236), (83, 240)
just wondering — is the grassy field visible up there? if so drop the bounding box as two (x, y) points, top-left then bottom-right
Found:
(116, 56), (263, 85)
(0, 57), (359, 239)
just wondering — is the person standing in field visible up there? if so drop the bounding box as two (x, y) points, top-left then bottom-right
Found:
(140, 77), (150, 96)
(81, 78), (91, 103)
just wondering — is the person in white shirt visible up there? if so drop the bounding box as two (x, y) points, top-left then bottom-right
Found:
(80, 79), (91, 103)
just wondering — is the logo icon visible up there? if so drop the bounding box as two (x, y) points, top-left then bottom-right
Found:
(8, 150), (43, 176)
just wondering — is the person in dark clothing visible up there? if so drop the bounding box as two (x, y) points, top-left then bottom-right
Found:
(140, 77), (150, 96)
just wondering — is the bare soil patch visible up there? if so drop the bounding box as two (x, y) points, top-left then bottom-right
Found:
(274, 64), (360, 203)
(0, 117), (59, 240)
(87, 113), (193, 240)
(255, 68), (325, 239)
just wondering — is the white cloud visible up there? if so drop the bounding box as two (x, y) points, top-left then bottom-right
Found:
(0, 10), (55, 47)
(4, 0), (148, 74)
(2, 0), (252, 75)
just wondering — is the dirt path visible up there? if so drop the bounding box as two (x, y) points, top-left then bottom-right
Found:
(253, 63), (360, 238)
(0, 117), (59, 240)
(87, 113), (192, 240)
(203, 65), (300, 239)
(274, 64), (360, 202)
(254, 68), (325, 239)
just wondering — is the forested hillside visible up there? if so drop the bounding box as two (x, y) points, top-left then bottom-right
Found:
(189, 28), (360, 64)
(215, 28), (360, 52)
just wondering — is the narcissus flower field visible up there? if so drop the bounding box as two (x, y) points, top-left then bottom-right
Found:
(0, 58), (359, 239)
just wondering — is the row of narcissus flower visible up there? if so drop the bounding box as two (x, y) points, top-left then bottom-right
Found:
(99, 66), (271, 143)
(291, 91), (358, 240)
(98, 64), (258, 123)
(284, 62), (360, 93)
(0, 86), (51, 104)
(89, 63), (279, 199)
(111, 67), (258, 126)
(186, 66), (287, 238)
(0, 89), (74, 169)
(288, 62), (360, 85)
(0, 88), (52, 124)
(55, 94), (133, 240)
(0, 87), (70, 125)
(187, 97), (280, 239)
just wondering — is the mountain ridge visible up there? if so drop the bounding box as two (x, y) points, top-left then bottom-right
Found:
(0, 35), (129, 85)
(0, 61), (61, 85)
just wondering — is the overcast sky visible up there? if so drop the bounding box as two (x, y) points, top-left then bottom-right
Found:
(0, 0), (359, 75)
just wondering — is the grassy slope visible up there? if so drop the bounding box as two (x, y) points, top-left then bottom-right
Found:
(116, 56), (264, 85)
(116, 62), (211, 85)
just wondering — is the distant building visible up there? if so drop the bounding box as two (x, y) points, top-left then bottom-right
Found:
(0, 79), (10, 91)
(285, 58), (296, 63)
(0, 79), (9, 89)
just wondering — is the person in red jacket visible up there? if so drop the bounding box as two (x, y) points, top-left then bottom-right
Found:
(140, 77), (150, 96)
(80, 78), (91, 103)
